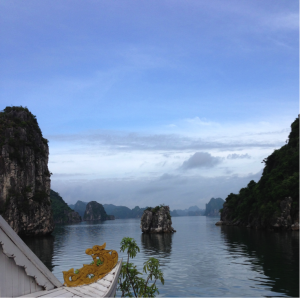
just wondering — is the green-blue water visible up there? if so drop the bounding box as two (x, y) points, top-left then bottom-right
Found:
(22, 216), (299, 297)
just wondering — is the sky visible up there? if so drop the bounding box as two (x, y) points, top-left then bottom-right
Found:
(0, 0), (298, 209)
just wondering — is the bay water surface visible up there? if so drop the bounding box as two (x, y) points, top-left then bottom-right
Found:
(23, 216), (299, 297)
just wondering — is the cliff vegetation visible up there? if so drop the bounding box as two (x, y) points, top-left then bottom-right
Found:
(140, 205), (176, 233)
(50, 190), (81, 224)
(220, 117), (299, 230)
(83, 201), (114, 221)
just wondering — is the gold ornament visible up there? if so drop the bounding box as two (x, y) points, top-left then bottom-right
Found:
(63, 243), (118, 287)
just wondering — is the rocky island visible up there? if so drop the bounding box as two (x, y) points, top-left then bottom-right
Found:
(0, 106), (54, 236)
(140, 205), (176, 233)
(83, 201), (115, 221)
(217, 117), (299, 231)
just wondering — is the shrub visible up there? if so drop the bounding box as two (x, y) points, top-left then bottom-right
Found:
(118, 237), (164, 297)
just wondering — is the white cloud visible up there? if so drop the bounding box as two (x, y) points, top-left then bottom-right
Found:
(227, 153), (251, 159)
(180, 152), (223, 170)
(263, 12), (299, 31)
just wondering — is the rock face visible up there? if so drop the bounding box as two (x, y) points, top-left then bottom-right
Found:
(50, 190), (81, 224)
(219, 117), (299, 231)
(0, 106), (54, 236)
(205, 198), (224, 216)
(69, 200), (88, 218)
(140, 206), (176, 233)
(83, 201), (114, 221)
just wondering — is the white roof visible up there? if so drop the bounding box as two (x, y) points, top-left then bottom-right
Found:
(0, 215), (62, 290)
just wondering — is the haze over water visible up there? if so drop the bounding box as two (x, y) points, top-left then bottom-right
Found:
(22, 217), (299, 297)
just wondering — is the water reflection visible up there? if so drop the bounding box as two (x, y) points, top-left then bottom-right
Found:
(20, 218), (299, 296)
(220, 226), (299, 297)
(21, 234), (55, 271)
(141, 233), (173, 257)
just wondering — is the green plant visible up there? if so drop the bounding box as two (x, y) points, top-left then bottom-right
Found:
(118, 237), (164, 297)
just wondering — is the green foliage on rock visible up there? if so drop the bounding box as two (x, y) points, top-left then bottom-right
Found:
(118, 237), (164, 297)
(144, 205), (171, 220)
(50, 190), (81, 224)
(223, 117), (299, 223)
(83, 201), (108, 221)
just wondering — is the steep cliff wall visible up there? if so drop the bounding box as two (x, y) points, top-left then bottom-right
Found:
(69, 200), (88, 218)
(50, 190), (81, 224)
(219, 117), (299, 231)
(83, 201), (113, 221)
(140, 205), (176, 233)
(0, 106), (54, 236)
(205, 198), (224, 216)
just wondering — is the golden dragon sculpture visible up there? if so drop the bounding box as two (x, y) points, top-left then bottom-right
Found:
(63, 243), (118, 287)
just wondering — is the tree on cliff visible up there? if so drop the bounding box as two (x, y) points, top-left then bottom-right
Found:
(221, 117), (299, 228)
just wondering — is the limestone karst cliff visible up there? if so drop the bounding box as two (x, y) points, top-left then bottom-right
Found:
(69, 200), (88, 218)
(140, 205), (176, 233)
(218, 117), (299, 231)
(0, 106), (54, 236)
(205, 197), (224, 216)
(50, 190), (81, 224)
(83, 201), (115, 221)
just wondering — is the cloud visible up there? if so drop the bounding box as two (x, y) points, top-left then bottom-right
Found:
(184, 117), (217, 126)
(227, 153), (251, 159)
(263, 12), (299, 31)
(180, 152), (223, 170)
(159, 173), (178, 180)
(47, 131), (284, 152)
(138, 186), (169, 195)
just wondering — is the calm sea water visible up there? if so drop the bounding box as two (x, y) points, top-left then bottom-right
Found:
(22, 216), (299, 297)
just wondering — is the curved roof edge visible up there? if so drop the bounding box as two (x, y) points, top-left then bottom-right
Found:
(0, 215), (63, 290)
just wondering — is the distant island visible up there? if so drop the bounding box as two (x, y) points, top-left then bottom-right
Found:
(69, 201), (147, 219)
(171, 201), (224, 217)
(67, 201), (223, 220)
(204, 198), (224, 216)
(51, 196), (115, 223)
(83, 201), (115, 221)
(171, 205), (205, 217)
(141, 205), (176, 233)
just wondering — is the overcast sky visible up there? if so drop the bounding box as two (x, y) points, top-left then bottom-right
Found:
(0, 0), (298, 209)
